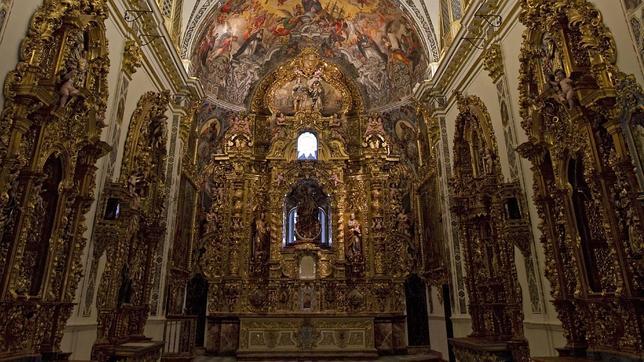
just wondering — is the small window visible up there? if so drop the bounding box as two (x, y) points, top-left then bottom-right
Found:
(104, 198), (121, 220)
(297, 132), (318, 160)
(505, 197), (522, 220)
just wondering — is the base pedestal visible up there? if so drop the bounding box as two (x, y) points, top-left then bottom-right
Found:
(207, 314), (389, 360)
(450, 337), (529, 362)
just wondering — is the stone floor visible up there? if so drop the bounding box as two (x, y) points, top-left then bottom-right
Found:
(194, 355), (442, 362)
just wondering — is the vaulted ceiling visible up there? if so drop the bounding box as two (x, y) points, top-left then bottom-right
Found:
(180, 0), (440, 110)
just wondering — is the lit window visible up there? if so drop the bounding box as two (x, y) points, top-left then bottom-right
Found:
(297, 132), (318, 160)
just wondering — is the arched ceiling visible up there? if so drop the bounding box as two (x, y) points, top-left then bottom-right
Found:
(182, 0), (439, 110)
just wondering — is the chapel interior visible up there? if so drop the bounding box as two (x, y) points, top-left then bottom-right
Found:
(0, 0), (643, 361)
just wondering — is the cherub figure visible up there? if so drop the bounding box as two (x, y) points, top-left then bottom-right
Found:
(58, 69), (80, 108)
(549, 70), (576, 108)
(330, 173), (341, 187)
(555, 69), (576, 108)
(276, 112), (287, 126)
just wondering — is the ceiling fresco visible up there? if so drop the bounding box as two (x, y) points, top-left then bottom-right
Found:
(190, 0), (430, 108)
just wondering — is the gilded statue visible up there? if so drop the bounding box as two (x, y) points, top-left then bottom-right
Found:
(347, 213), (363, 259)
(295, 184), (321, 240)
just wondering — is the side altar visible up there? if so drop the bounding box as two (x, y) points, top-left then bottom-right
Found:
(197, 49), (424, 359)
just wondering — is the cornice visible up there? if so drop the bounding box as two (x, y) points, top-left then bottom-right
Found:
(415, 0), (522, 107)
(113, 0), (204, 100)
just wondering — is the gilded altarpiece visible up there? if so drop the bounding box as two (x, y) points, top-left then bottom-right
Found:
(0, 0), (110, 359)
(449, 94), (529, 362)
(198, 49), (426, 358)
(91, 91), (170, 361)
(517, 0), (643, 359)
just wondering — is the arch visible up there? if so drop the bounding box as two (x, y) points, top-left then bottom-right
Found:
(184, 1), (434, 108)
(119, 90), (171, 183)
(283, 179), (332, 247)
(453, 93), (501, 178)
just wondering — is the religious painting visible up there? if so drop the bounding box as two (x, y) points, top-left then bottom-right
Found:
(195, 101), (236, 166)
(270, 74), (344, 116)
(382, 105), (421, 168)
(190, 0), (428, 107)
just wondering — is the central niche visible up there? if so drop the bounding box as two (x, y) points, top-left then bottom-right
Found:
(283, 179), (332, 247)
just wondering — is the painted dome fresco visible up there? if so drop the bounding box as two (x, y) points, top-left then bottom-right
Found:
(189, 0), (431, 108)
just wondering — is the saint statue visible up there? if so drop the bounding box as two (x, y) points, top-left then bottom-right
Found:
(295, 183), (321, 240)
(253, 212), (269, 257)
(347, 213), (362, 259)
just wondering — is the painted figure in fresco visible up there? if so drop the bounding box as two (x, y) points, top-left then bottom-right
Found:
(395, 120), (418, 164)
(274, 7), (305, 37)
(302, 0), (323, 14)
(357, 31), (387, 63)
(233, 28), (264, 59)
(198, 119), (221, 160)
(383, 19), (421, 69)
(197, 28), (219, 67)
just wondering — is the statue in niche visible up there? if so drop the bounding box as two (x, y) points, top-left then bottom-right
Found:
(396, 210), (411, 235)
(58, 68), (80, 109)
(302, 285), (314, 310)
(482, 148), (494, 174)
(149, 113), (168, 150)
(550, 69), (576, 108)
(295, 183), (321, 240)
(253, 211), (269, 258)
(117, 263), (133, 307)
(57, 50), (88, 109)
(347, 213), (363, 259)
(292, 71), (308, 112)
(541, 32), (564, 77)
(307, 70), (324, 111)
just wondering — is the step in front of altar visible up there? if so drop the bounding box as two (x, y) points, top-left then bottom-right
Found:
(236, 315), (378, 360)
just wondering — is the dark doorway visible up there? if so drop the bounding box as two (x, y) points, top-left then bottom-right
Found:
(442, 283), (456, 362)
(405, 274), (430, 346)
(186, 274), (209, 347)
